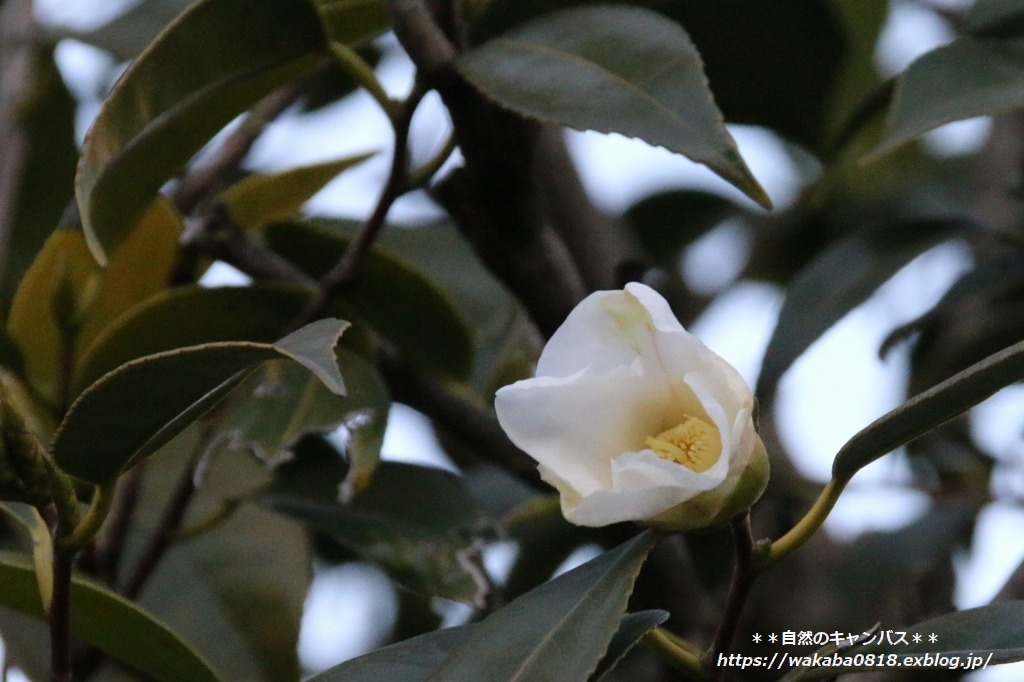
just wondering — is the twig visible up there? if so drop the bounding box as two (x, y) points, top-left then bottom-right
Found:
(292, 82), (426, 327)
(49, 549), (73, 682)
(706, 512), (757, 679)
(0, 0), (36, 280)
(534, 125), (642, 290)
(121, 447), (204, 599)
(185, 203), (318, 287)
(377, 343), (544, 489)
(93, 464), (145, 585)
(171, 64), (327, 215)
(384, 0), (456, 77)
(387, 0), (585, 337)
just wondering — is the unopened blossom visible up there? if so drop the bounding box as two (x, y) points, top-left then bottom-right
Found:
(495, 283), (768, 530)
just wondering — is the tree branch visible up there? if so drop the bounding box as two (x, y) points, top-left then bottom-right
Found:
(377, 343), (544, 489)
(0, 0), (37, 277)
(386, 0), (587, 338)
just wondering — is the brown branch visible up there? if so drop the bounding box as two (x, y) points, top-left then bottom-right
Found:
(292, 83), (426, 327)
(387, 0), (586, 338)
(0, 0), (37, 276)
(186, 203), (318, 287)
(706, 512), (757, 680)
(93, 464), (146, 586)
(384, 0), (456, 77)
(377, 343), (544, 489)
(171, 65), (327, 216)
(534, 125), (644, 290)
(49, 549), (73, 682)
(121, 448), (203, 599)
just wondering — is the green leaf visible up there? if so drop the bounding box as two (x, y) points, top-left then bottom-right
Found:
(66, 0), (197, 60)
(258, 461), (490, 603)
(219, 348), (388, 496)
(756, 217), (975, 402)
(0, 503), (54, 613)
(454, 5), (771, 208)
(592, 611), (669, 681)
(833, 338), (1024, 480)
(425, 531), (657, 682)
(53, 319), (348, 485)
(307, 625), (473, 681)
(0, 50), (77, 320)
(7, 228), (98, 406)
(354, 219), (540, 399)
(866, 35), (1024, 161)
(316, 0), (391, 45)
(126, 431), (311, 682)
(222, 153), (375, 229)
(780, 602), (1024, 679)
(0, 553), (220, 682)
(75, 197), (183, 354)
(265, 221), (474, 380)
(73, 284), (310, 395)
(75, 0), (329, 264)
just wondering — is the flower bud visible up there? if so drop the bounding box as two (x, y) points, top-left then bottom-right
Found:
(495, 283), (769, 531)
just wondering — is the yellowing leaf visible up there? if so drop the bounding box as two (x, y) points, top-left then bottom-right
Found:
(222, 152), (374, 229)
(76, 196), (183, 353)
(7, 229), (97, 405)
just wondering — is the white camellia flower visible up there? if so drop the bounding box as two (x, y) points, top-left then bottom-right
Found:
(495, 282), (768, 530)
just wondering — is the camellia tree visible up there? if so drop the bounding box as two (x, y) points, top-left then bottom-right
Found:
(3, 0), (1024, 680)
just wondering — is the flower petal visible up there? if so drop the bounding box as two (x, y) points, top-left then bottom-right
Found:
(495, 363), (668, 494)
(536, 287), (659, 378)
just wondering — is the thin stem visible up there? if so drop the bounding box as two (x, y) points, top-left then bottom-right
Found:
(706, 513), (756, 677)
(643, 627), (713, 681)
(122, 449), (203, 599)
(55, 483), (115, 553)
(171, 64), (326, 215)
(329, 42), (397, 118)
(292, 82), (425, 327)
(755, 476), (849, 573)
(49, 549), (72, 682)
(405, 131), (457, 190)
(94, 464), (145, 585)
(173, 500), (238, 542)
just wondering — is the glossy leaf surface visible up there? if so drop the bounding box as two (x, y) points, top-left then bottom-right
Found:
(592, 610), (670, 681)
(308, 625), (472, 681)
(781, 602), (1024, 679)
(455, 5), (770, 207)
(317, 0), (391, 45)
(833, 337), (1024, 479)
(868, 35), (1024, 160)
(73, 284), (309, 395)
(75, 0), (329, 263)
(222, 153), (374, 229)
(54, 319), (347, 484)
(0, 553), (220, 682)
(425, 531), (656, 681)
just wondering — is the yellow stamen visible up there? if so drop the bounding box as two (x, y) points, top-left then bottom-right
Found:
(644, 416), (721, 473)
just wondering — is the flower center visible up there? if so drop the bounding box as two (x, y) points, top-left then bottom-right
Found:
(644, 416), (721, 473)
